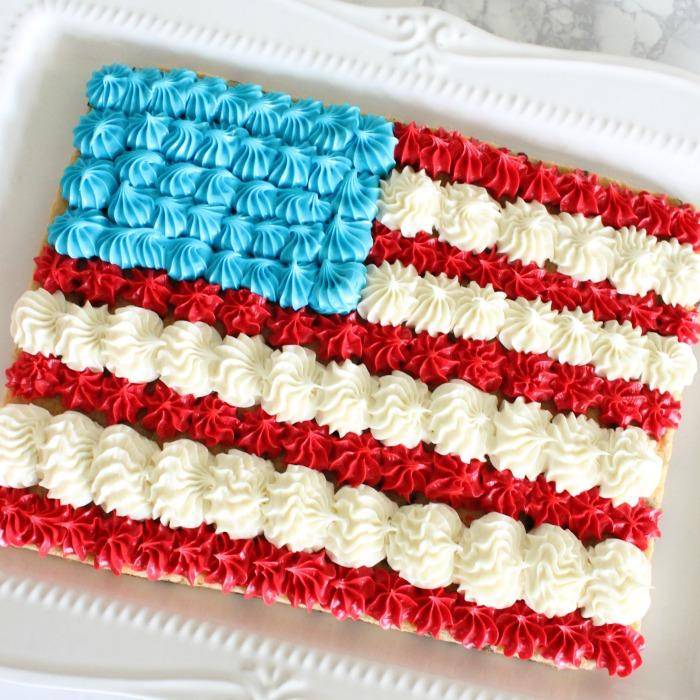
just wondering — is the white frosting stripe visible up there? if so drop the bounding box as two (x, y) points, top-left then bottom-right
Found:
(11, 289), (664, 505)
(378, 167), (700, 307)
(356, 261), (696, 397)
(0, 403), (651, 625)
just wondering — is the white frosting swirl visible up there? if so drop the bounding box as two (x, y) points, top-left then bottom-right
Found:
(368, 371), (430, 448)
(553, 213), (616, 283)
(54, 301), (109, 372)
(522, 524), (589, 618)
(491, 397), (551, 480)
(0, 403), (50, 488)
(599, 427), (662, 506)
(437, 183), (500, 253)
(262, 464), (334, 552)
(150, 439), (213, 528)
(325, 484), (397, 568)
(591, 320), (647, 382)
(642, 331), (697, 397)
(10, 289), (66, 356)
(91, 425), (158, 520)
(428, 380), (497, 461)
(206, 450), (274, 538)
(452, 282), (508, 341)
(657, 238), (700, 307)
(358, 261), (418, 326)
(454, 512), (525, 608)
(610, 226), (660, 296)
(499, 298), (556, 355)
(497, 198), (555, 266)
(262, 346), (323, 422)
(407, 272), (461, 336)
(387, 503), (461, 589)
(581, 539), (651, 625)
(213, 334), (272, 408)
(546, 414), (605, 495)
(316, 360), (376, 437)
(103, 306), (164, 383)
(157, 321), (221, 398)
(39, 411), (101, 507)
(548, 308), (597, 366)
(378, 166), (441, 236)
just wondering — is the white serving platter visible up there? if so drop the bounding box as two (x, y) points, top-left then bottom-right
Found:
(0, 0), (698, 698)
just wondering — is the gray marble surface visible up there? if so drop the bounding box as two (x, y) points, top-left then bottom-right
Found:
(352, 0), (700, 74)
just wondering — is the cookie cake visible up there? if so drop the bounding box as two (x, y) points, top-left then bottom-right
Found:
(1, 64), (698, 676)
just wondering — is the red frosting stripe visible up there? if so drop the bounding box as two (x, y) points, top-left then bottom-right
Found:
(32, 247), (681, 439)
(6, 352), (662, 550)
(0, 486), (644, 675)
(369, 222), (698, 344)
(394, 121), (700, 251)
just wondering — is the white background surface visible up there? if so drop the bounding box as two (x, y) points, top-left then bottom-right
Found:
(351, 0), (700, 75)
(0, 1), (698, 698)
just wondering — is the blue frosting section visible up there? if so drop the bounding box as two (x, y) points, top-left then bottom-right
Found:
(57, 64), (398, 313)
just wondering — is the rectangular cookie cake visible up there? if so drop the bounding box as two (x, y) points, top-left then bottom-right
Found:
(1, 64), (698, 676)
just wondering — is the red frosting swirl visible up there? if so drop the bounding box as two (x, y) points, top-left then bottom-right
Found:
(76, 261), (127, 305)
(171, 279), (224, 325)
(394, 121), (700, 250)
(5, 352), (662, 550)
(0, 487), (646, 675)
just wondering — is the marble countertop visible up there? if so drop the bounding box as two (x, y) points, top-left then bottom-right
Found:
(351, 0), (700, 74)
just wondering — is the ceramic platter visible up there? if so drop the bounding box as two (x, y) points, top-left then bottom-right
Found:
(0, 1), (698, 697)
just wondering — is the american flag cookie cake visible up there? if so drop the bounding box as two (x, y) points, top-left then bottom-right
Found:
(1, 64), (698, 677)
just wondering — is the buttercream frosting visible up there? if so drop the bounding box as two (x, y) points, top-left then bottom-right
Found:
(212, 334), (272, 408)
(91, 425), (158, 520)
(454, 512), (525, 608)
(377, 167), (700, 304)
(580, 539), (651, 626)
(10, 288), (66, 357)
(262, 346), (323, 422)
(386, 503), (462, 589)
(262, 464), (334, 552)
(378, 167), (441, 237)
(357, 261), (418, 326)
(157, 321), (221, 397)
(546, 413), (606, 495)
(10, 291), (668, 504)
(354, 265), (694, 395)
(497, 199), (556, 267)
(553, 213), (616, 283)
(316, 360), (376, 437)
(151, 439), (213, 528)
(325, 484), (396, 568)
(0, 404), (51, 488)
(491, 397), (552, 480)
(39, 411), (101, 507)
(522, 524), (589, 618)
(0, 401), (653, 624)
(103, 306), (165, 383)
(207, 449), (274, 538)
(437, 182), (500, 253)
(428, 380), (497, 462)
(368, 371), (430, 448)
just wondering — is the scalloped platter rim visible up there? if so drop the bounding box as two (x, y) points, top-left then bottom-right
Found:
(0, 1), (699, 699)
